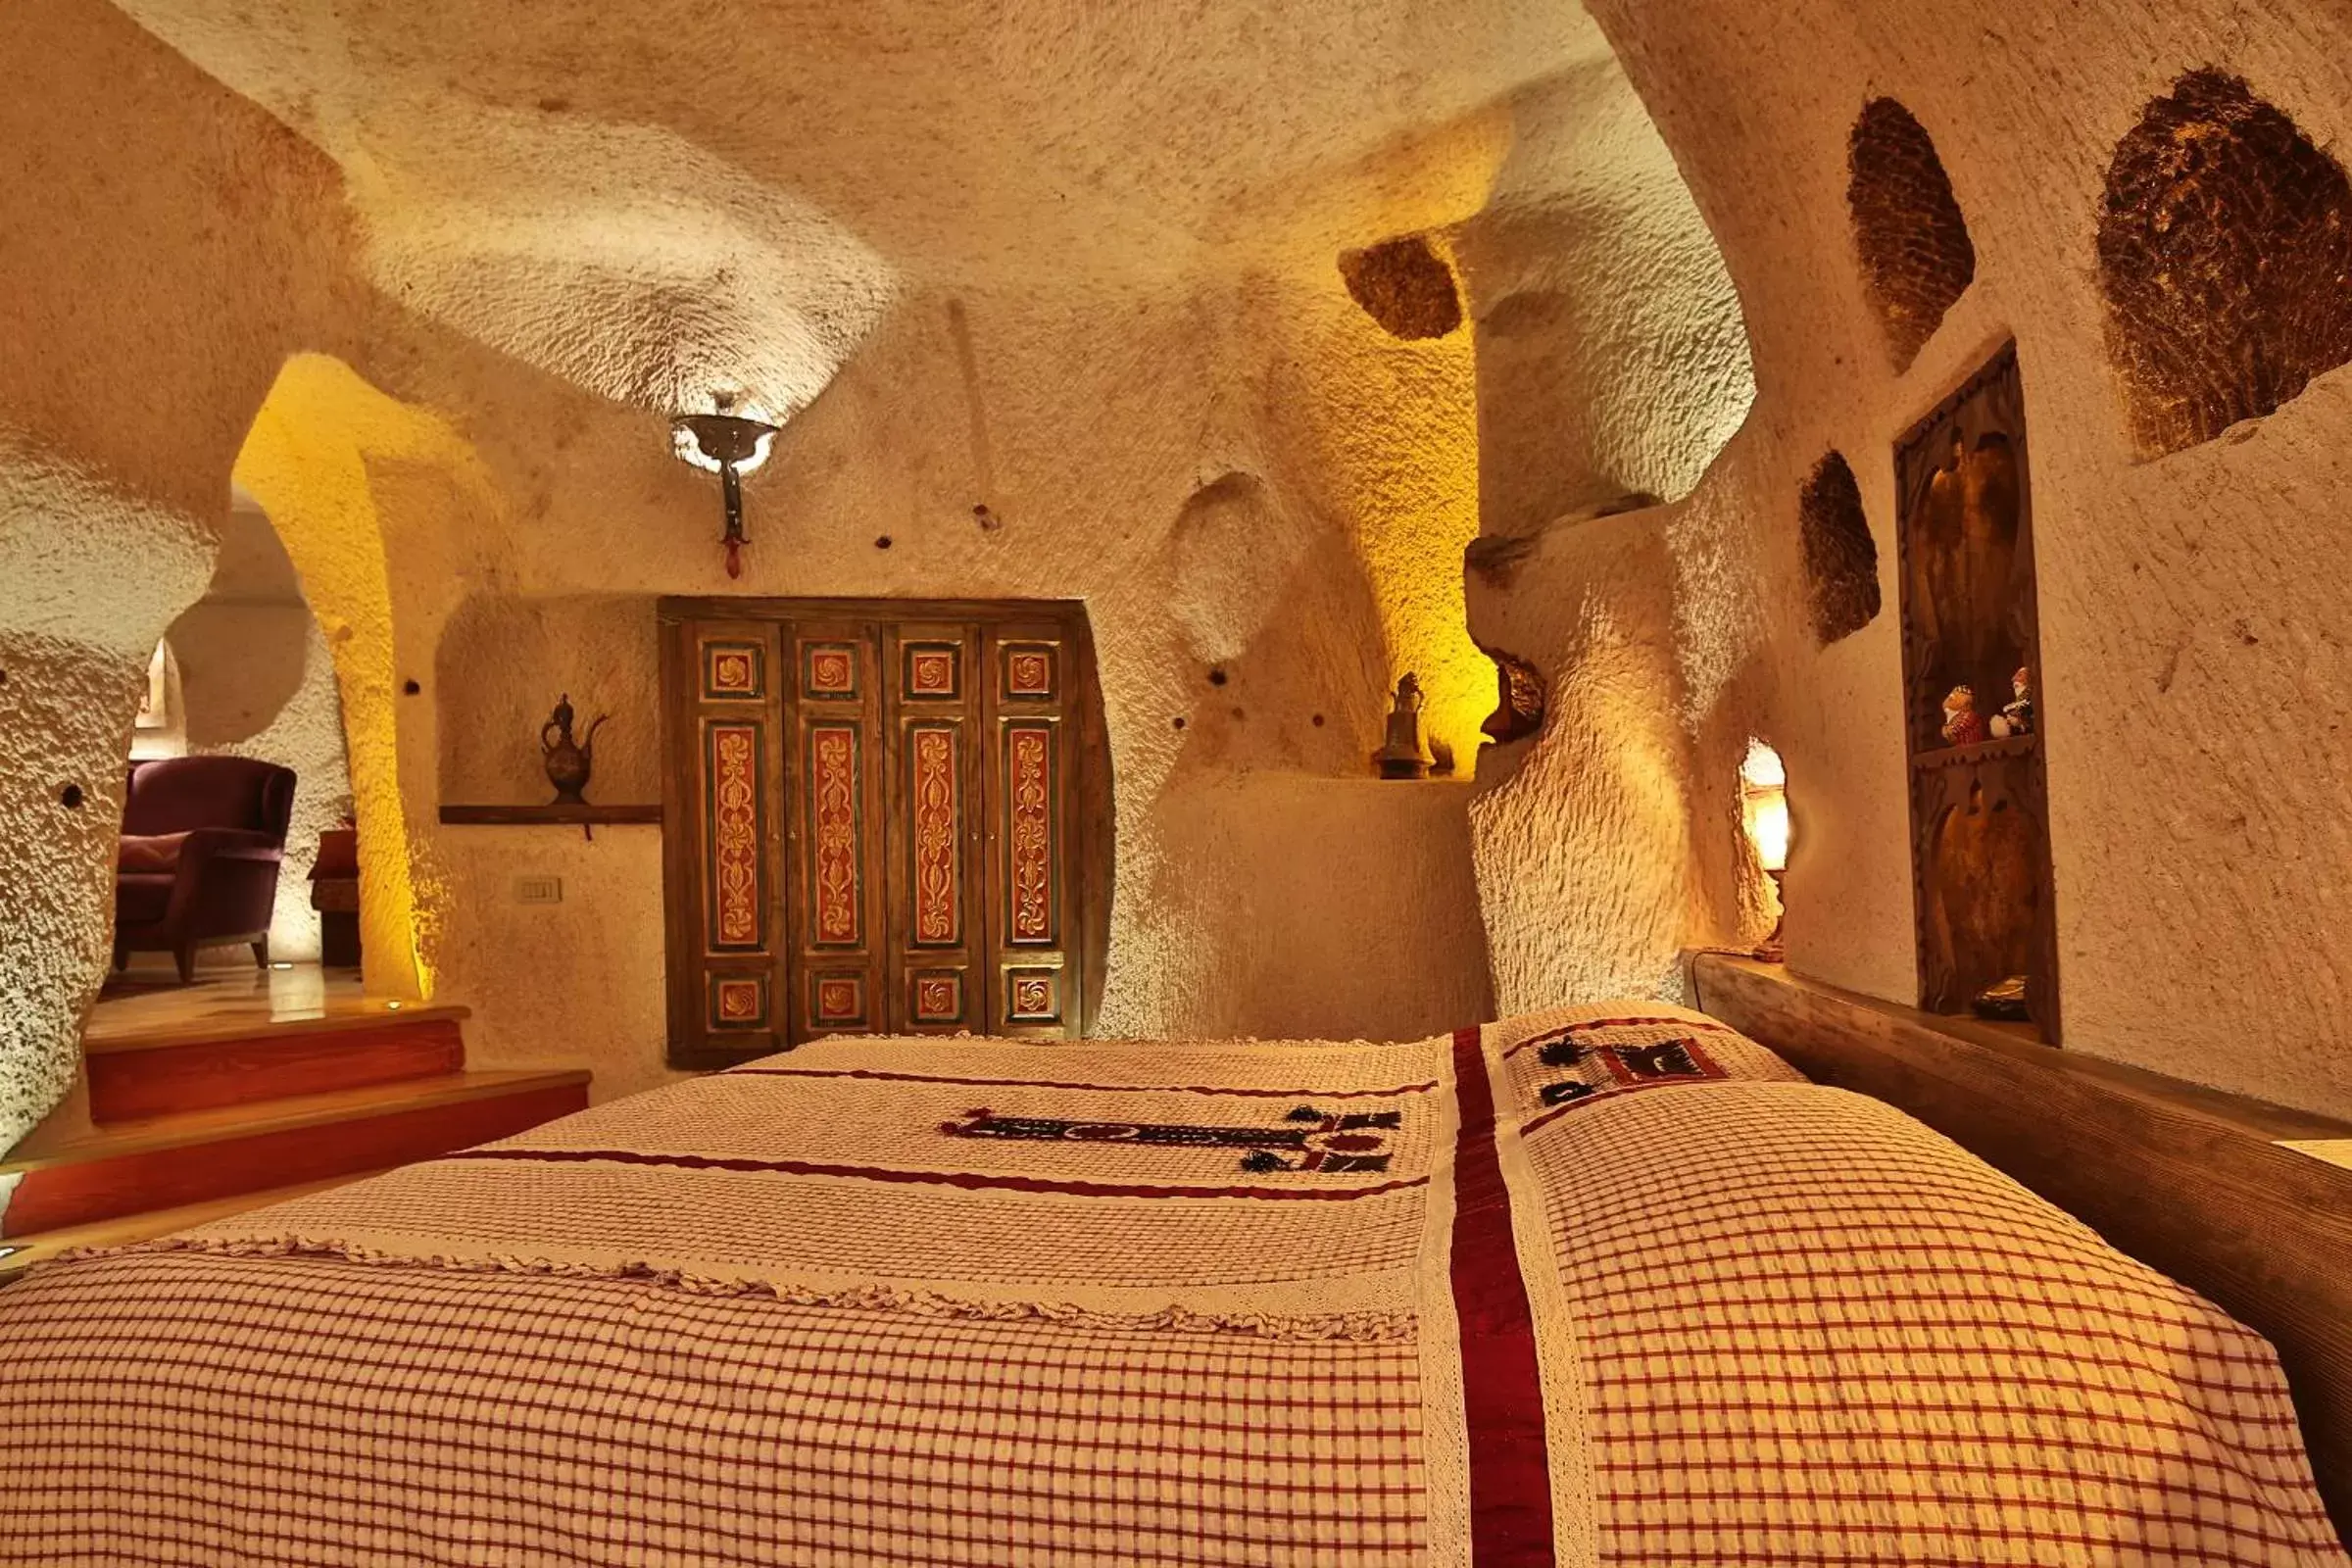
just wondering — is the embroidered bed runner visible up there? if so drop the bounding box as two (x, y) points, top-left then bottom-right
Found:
(1, 1003), (2339, 1567)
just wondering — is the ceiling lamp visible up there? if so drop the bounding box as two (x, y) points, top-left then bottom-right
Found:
(672, 406), (781, 578)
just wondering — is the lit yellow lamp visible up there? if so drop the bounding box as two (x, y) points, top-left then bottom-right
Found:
(1740, 740), (1789, 960)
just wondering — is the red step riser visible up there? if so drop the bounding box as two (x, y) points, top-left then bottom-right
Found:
(86, 1018), (467, 1124)
(3, 1082), (587, 1237)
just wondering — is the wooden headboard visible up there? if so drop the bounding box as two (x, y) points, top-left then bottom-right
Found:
(1690, 955), (2352, 1543)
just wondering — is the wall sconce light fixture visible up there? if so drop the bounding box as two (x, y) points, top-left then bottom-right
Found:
(1740, 739), (1790, 960)
(672, 406), (781, 578)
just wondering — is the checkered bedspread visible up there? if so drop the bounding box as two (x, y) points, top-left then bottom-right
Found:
(0, 1003), (2338, 1566)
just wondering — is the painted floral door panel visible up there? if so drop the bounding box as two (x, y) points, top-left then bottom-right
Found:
(662, 620), (791, 1060)
(662, 599), (1107, 1065)
(789, 619), (886, 1043)
(886, 620), (983, 1037)
(987, 621), (1077, 1039)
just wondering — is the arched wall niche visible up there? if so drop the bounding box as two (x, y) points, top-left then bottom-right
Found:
(1797, 451), (1880, 647)
(2097, 68), (2352, 459)
(1337, 234), (1464, 341)
(159, 501), (357, 960)
(1846, 98), (1977, 373)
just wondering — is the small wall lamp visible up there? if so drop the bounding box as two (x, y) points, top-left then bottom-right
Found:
(672, 408), (781, 578)
(1740, 740), (1789, 959)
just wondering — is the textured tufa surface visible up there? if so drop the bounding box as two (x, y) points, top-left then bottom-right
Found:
(1847, 99), (1977, 372)
(0, 445), (216, 1154)
(1797, 452), (1880, 647)
(2098, 69), (2352, 459)
(1337, 237), (1465, 340)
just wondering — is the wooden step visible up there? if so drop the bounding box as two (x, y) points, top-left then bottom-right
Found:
(1, 1069), (590, 1238)
(85, 1012), (468, 1123)
(0, 1169), (392, 1283)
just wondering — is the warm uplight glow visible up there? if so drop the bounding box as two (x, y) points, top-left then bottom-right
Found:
(1740, 739), (1790, 872)
(234, 354), (495, 1004)
(1296, 232), (1494, 770)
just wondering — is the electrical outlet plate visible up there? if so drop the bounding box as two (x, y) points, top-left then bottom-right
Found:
(514, 875), (563, 906)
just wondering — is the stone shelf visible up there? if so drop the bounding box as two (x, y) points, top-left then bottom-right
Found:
(437, 804), (662, 825)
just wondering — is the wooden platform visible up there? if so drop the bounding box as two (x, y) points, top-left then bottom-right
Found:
(84, 962), (439, 1048)
(2, 966), (590, 1280)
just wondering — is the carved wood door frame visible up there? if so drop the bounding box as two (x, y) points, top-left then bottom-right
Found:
(1893, 344), (2062, 1042)
(660, 598), (1111, 1067)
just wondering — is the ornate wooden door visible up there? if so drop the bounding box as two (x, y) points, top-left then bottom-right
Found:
(662, 599), (1107, 1065)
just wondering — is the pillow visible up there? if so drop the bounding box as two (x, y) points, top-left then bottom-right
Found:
(1474, 999), (1808, 1114)
(117, 832), (191, 874)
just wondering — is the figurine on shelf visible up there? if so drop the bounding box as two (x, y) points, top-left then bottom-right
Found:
(1988, 666), (2034, 739)
(541, 693), (610, 806)
(1939, 684), (1985, 747)
(1973, 973), (2032, 1022)
(1374, 672), (1431, 779)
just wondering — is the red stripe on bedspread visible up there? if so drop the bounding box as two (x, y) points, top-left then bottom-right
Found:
(441, 1146), (1427, 1201)
(1449, 1024), (1555, 1566)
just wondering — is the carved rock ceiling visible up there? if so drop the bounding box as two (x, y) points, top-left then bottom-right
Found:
(118, 0), (1611, 410)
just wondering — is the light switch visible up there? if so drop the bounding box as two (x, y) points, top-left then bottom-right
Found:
(514, 875), (563, 906)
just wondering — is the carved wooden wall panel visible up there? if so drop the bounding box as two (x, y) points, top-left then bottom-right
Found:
(788, 619), (885, 1041)
(884, 620), (982, 1036)
(662, 600), (1109, 1065)
(661, 620), (791, 1061)
(988, 621), (1080, 1039)
(1894, 345), (2061, 1041)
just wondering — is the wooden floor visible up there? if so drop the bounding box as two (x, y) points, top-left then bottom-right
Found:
(87, 962), (403, 1047)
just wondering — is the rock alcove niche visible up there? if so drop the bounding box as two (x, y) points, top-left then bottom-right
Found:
(1338, 235), (1463, 340)
(1797, 451), (1881, 646)
(1847, 99), (1978, 372)
(2097, 68), (2352, 459)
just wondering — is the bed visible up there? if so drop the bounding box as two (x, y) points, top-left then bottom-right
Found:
(0, 1003), (2342, 1566)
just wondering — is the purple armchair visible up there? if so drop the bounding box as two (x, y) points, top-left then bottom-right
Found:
(114, 757), (297, 982)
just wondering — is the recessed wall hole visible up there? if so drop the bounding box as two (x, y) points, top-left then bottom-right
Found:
(1847, 98), (1978, 372)
(58, 783), (84, 808)
(403, 679), (421, 696)
(1337, 233), (1463, 340)
(2097, 68), (2352, 458)
(1311, 713), (1326, 727)
(1171, 715), (1187, 730)
(874, 535), (894, 550)
(1465, 532), (1539, 590)
(1798, 451), (1882, 646)
(1207, 667), (1228, 686)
